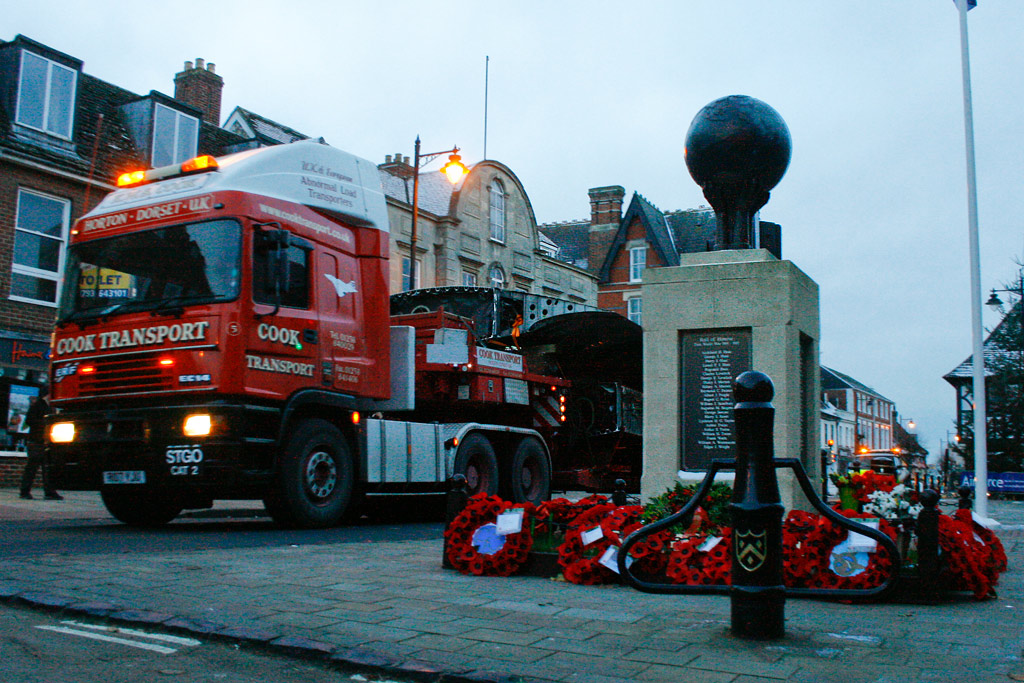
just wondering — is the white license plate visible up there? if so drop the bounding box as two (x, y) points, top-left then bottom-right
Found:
(103, 470), (146, 485)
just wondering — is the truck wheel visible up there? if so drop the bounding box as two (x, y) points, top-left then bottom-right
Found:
(507, 437), (551, 505)
(101, 491), (182, 527)
(273, 418), (353, 528)
(454, 433), (498, 497)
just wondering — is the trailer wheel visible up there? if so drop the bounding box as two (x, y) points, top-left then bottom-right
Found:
(101, 491), (182, 527)
(271, 418), (353, 528)
(454, 433), (498, 497)
(508, 437), (551, 505)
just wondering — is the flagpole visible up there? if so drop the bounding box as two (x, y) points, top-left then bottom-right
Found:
(955, 0), (988, 518)
(483, 56), (490, 161)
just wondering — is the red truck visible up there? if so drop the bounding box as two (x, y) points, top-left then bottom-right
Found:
(46, 141), (641, 528)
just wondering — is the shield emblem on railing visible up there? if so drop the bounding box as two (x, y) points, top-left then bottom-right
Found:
(735, 528), (767, 572)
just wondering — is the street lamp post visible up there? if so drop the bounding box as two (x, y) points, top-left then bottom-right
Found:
(952, 0), (989, 518)
(406, 136), (469, 291)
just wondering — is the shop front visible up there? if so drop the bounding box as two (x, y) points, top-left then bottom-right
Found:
(0, 333), (50, 486)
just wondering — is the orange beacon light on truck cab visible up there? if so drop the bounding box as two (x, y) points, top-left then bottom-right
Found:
(116, 155), (219, 187)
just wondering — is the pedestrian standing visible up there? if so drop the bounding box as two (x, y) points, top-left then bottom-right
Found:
(19, 387), (62, 501)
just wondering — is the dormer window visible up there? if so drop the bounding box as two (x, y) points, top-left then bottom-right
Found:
(152, 103), (198, 167)
(16, 50), (77, 139)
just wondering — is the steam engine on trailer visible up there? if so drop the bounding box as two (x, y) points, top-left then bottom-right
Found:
(45, 140), (642, 528)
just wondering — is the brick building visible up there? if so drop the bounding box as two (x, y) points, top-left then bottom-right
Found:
(0, 34), (248, 483)
(821, 366), (895, 457)
(540, 187), (780, 325)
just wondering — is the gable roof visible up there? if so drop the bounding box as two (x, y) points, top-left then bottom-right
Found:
(944, 302), (1021, 383)
(597, 192), (680, 283)
(822, 366), (893, 403)
(223, 106), (309, 146)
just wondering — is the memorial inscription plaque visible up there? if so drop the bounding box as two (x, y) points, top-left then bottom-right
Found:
(680, 328), (752, 470)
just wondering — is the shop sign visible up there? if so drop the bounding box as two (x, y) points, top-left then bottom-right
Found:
(0, 338), (50, 371)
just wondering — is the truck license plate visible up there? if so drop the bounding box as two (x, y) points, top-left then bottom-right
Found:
(103, 470), (146, 485)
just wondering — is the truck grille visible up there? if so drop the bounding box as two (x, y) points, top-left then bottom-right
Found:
(78, 355), (176, 396)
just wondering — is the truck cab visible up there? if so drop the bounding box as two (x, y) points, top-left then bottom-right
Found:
(47, 141), (391, 526)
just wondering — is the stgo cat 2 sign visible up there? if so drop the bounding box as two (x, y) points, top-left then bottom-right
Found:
(960, 471), (1024, 495)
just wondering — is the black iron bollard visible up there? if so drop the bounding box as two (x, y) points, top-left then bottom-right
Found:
(915, 489), (941, 601)
(958, 484), (973, 510)
(612, 479), (628, 507)
(729, 371), (785, 640)
(442, 474), (469, 569)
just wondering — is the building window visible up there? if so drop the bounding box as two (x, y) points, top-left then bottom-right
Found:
(152, 103), (199, 167)
(489, 264), (505, 289)
(402, 257), (419, 291)
(627, 297), (642, 325)
(489, 180), (505, 243)
(629, 246), (646, 283)
(462, 271), (478, 287)
(16, 51), (77, 139)
(11, 189), (70, 306)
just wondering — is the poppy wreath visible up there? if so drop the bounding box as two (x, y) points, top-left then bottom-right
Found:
(782, 509), (833, 588)
(557, 503), (620, 585)
(814, 508), (898, 591)
(444, 493), (534, 577)
(616, 514), (675, 575)
(954, 508), (1008, 574)
(599, 504), (676, 575)
(534, 495), (609, 534)
(937, 513), (1000, 599)
(664, 528), (732, 585)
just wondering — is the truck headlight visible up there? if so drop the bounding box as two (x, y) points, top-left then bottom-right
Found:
(50, 422), (76, 443)
(183, 414), (212, 437)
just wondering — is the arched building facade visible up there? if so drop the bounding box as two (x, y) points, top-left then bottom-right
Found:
(378, 155), (596, 304)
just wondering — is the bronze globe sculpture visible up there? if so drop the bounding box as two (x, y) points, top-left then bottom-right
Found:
(684, 95), (792, 251)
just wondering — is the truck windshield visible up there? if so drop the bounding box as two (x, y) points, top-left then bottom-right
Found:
(58, 219), (241, 322)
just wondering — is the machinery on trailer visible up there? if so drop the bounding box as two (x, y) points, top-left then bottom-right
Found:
(45, 140), (641, 528)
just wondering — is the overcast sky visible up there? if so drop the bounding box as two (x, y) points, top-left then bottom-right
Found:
(9, 1), (1024, 459)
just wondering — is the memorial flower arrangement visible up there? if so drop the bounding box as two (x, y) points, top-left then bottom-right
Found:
(444, 493), (534, 576)
(556, 502), (621, 585)
(935, 509), (1008, 599)
(444, 482), (1008, 600)
(862, 484), (923, 522)
(830, 470), (898, 506)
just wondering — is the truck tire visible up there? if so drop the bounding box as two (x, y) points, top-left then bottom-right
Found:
(101, 491), (182, 527)
(454, 432), (498, 497)
(271, 418), (353, 528)
(507, 437), (551, 505)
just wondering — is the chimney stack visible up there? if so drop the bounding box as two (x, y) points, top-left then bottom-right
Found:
(588, 185), (625, 227)
(174, 58), (224, 125)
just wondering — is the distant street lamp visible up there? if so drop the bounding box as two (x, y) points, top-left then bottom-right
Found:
(952, 0), (988, 518)
(406, 136), (469, 291)
(984, 267), (1024, 314)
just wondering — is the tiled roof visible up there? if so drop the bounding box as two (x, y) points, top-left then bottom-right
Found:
(667, 208), (717, 254)
(229, 106), (309, 145)
(821, 366), (893, 403)
(944, 303), (1021, 382)
(1, 35), (249, 189)
(538, 220), (590, 267)
(378, 163), (465, 217)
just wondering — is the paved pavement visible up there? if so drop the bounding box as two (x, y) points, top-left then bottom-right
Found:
(1, 490), (1023, 683)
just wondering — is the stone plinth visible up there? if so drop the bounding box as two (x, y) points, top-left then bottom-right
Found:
(641, 249), (820, 509)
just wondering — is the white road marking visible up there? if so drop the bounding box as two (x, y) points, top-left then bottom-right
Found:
(59, 620), (201, 646)
(34, 621), (201, 655)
